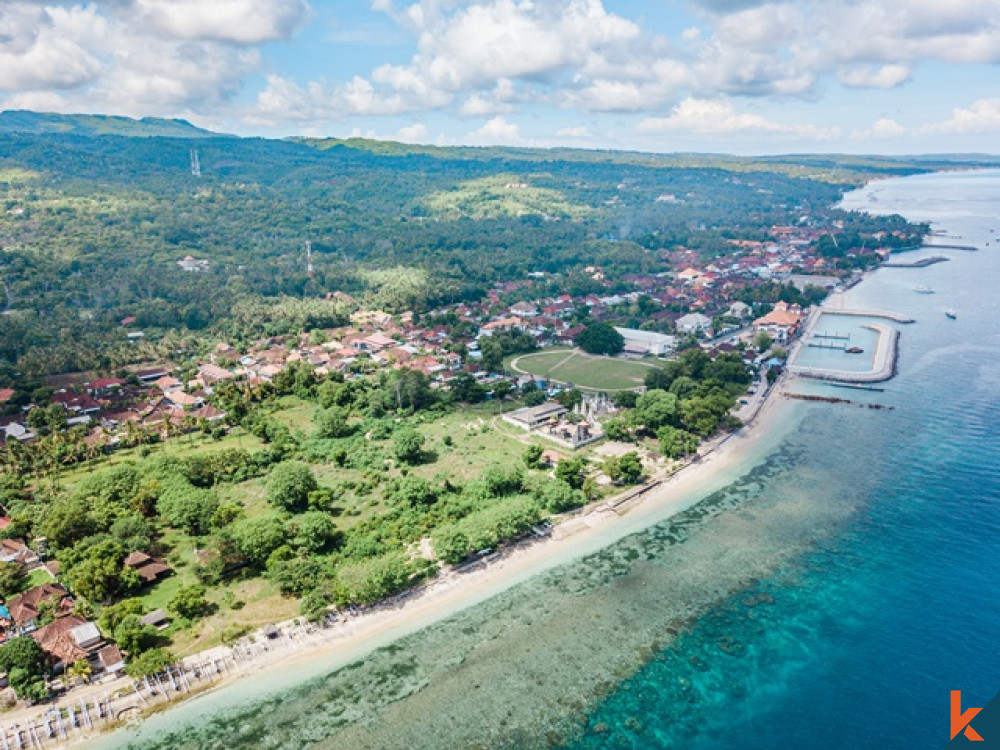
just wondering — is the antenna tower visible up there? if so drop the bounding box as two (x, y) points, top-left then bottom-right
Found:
(306, 240), (314, 278)
(190, 149), (202, 178)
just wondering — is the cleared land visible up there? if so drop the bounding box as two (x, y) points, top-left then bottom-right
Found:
(509, 349), (662, 390)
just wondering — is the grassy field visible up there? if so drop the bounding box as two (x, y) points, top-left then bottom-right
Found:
(52, 428), (264, 489)
(508, 349), (662, 390)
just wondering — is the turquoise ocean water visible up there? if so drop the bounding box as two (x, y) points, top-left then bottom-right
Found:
(96, 170), (1000, 749)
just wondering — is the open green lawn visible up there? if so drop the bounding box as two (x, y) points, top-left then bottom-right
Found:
(270, 396), (318, 435)
(54, 428), (263, 489)
(25, 567), (55, 588)
(508, 348), (663, 390)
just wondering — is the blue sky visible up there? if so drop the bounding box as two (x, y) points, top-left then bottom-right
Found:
(2, 0), (999, 154)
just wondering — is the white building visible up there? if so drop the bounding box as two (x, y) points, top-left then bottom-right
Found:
(614, 328), (678, 356)
(676, 313), (712, 334)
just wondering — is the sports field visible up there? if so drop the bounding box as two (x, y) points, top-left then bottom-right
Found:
(509, 348), (662, 390)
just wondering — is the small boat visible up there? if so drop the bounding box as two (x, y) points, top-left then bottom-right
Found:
(945, 309), (958, 319)
(913, 285), (935, 294)
(845, 346), (864, 354)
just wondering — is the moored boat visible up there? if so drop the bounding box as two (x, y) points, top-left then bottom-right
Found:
(913, 285), (934, 294)
(945, 308), (957, 319)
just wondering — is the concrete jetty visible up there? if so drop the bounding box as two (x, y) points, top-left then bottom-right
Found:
(921, 243), (978, 252)
(816, 309), (915, 323)
(882, 255), (950, 269)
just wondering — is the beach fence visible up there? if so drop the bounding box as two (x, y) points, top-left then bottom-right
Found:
(1, 617), (352, 747)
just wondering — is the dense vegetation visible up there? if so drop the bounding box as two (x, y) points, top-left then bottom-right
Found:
(0, 114), (960, 384)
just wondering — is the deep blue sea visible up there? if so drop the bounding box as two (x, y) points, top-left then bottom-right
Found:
(571, 170), (1000, 750)
(94, 170), (1000, 750)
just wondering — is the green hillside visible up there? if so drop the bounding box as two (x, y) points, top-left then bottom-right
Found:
(0, 110), (219, 138)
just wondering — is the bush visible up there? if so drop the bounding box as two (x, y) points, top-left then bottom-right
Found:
(169, 584), (210, 619)
(125, 648), (173, 678)
(391, 427), (426, 464)
(158, 481), (220, 536)
(533, 481), (585, 513)
(113, 615), (158, 655)
(333, 552), (416, 606)
(231, 517), (286, 566)
(432, 496), (543, 564)
(267, 461), (319, 512)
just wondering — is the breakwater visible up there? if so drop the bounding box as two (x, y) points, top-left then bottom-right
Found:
(882, 256), (950, 268)
(789, 323), (900, 383)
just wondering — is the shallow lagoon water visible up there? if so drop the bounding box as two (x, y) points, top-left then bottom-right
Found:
(95, 170), (1000, 749)
(791, 312), (883, 373)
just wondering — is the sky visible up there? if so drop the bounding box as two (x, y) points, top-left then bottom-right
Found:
(1, 0), (999, 154)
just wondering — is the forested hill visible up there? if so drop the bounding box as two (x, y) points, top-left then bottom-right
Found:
(0, 118), (985, 384)
(0, 111), (218, 138)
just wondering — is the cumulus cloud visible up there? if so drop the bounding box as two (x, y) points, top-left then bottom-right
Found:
(395, 122), (428, 142)
(466, 116), (522, 145)
(839, 64), (912, 89)
(135, 0), (310, 45)
(556, 125), (590, 138)
(637, 98), (839, 139)
(852, 118), (907, 140)
(1, 0), (1000, 144)
(918, 98), (1000, 135)
(0, 6), (105, 91)
(0, 0), (306, 120)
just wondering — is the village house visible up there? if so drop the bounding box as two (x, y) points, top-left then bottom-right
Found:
(198, 363), (235, 385)
(6, 583), (74, 633)
(177, 256), (209, 272)
(676, 312), (713, 334)
(83, 378), (125, 396)
(124, 551), (173, 585)
(134, 366), (172, 384)
(1, 421), (35, 443)
(98, 644), (126, 676)
(50, 391), (102, 414)
(509, 301), (538, 318)
(753, 301), (804, 342)
(31, 616), (104, 668)
(0, 539), (40, 569)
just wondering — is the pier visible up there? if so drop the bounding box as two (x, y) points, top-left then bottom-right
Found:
(816, 308), (915, 323)
(921, 243), (978, 252)
(807, 341), (847, 350)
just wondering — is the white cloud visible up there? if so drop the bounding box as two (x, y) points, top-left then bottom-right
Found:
(395, 122), (428, 142)
(839, 64), (912, 89)
(852, 118), (907, 140)
(466, 116), (522, 145)
(0, 0), (305, 119)
(0, 6), (105, 91)
(637, 98), (839, 139)
(918, 98), (1000, 135)
(556, 125), (590, 138)
(135, 0), (310, 45)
